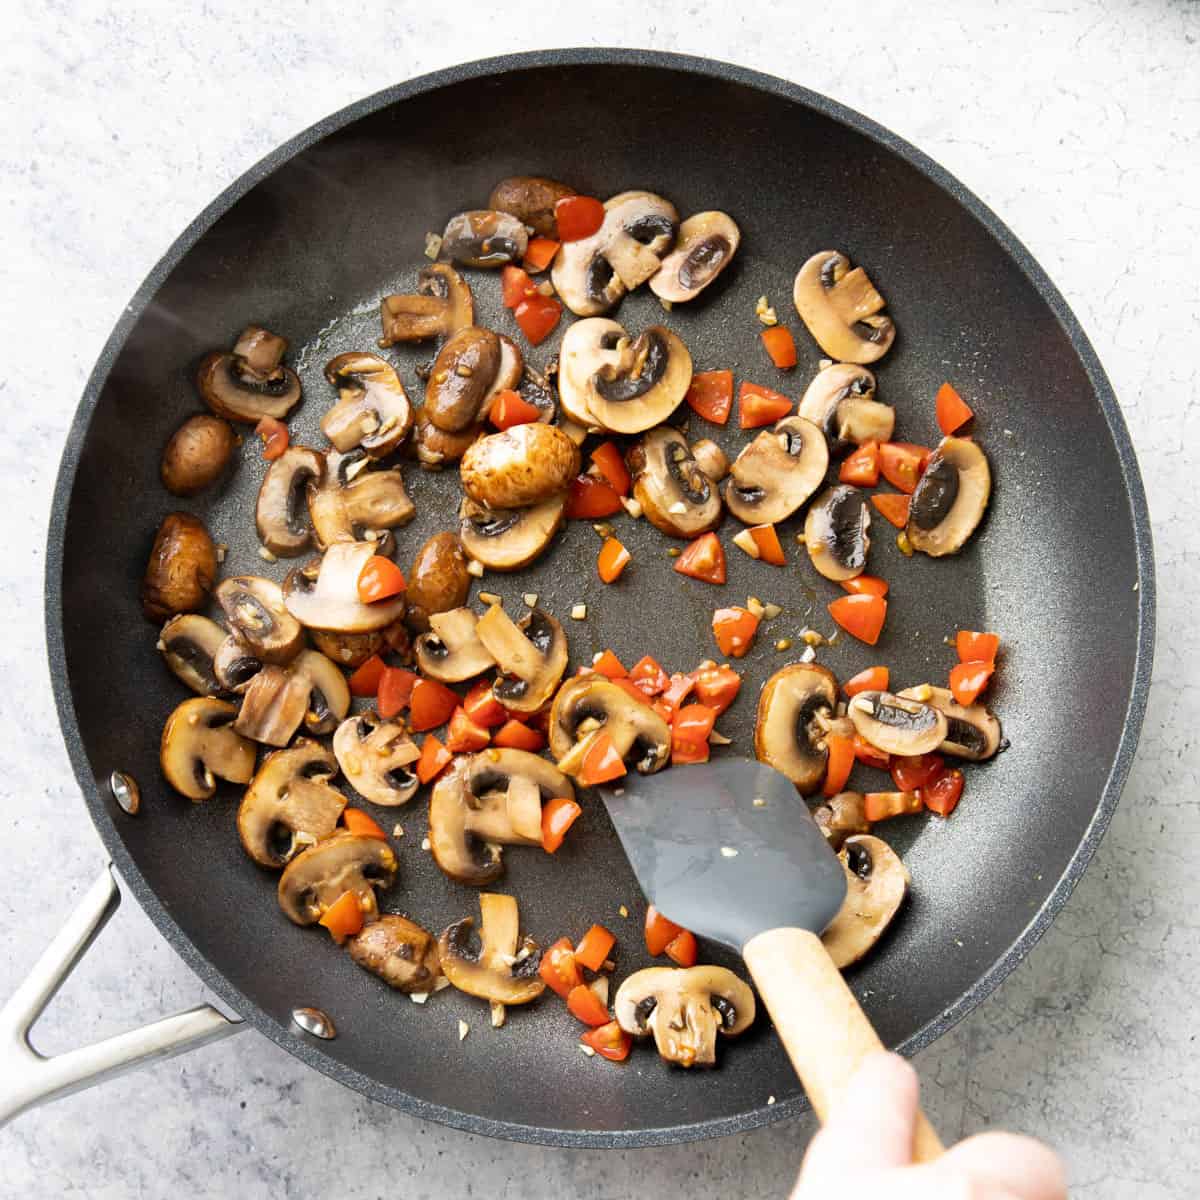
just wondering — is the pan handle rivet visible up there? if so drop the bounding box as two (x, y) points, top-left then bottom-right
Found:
(109, 770), (140, 816)
(291, 1007), (337, 1040)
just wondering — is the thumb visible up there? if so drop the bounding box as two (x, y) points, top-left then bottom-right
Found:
(937, 1131), (1068, 1200)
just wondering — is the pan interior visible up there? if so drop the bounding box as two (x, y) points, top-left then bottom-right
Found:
(51, 58), (1146, 1143)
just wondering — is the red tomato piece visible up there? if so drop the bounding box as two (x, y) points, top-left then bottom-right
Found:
(340, 809), (388, 840)
(555, 195), (605, 242)
(949, 660), (994, 706)
(408, 678), (459, 731)
(566, 982), (611, 1026)
(738, 381), (793, 429)
(890, 753), (946, 792)
(445, 706), (491, 753)
(748, 523), (786, 566)
(935, 382), (974, 435)
(565, 474), (623, 519)
(492, 719), (545, 752)
(348, 654), (387, 698)
(670, 734), (710, 765)
(597, 536), (631, 584)
(870, 492), (911, 528)
(590, 442), (631, 496)
(628, 656), (668, 696)
(377, 667), (418, 719)
(853, 735), (891, 770)
(923, 768), (965, 816)
(760, 326), (798, 369)
(840, 575), (889, 598)
(463, 677), (507, 728)
(575, 924), (617, 973)
(539, 937), (583, 998)
(673, 703), (718, 744)
(318, 891), (364, 943)
(644, 905), (683, 956)
(712, 605), (760, 658)
(879, 442), (931, 494)
(863, 790), (922, 822)
(513, 294), (562, 346)
(823, 734), (856, 797)
(674, 532), (726, 584)
(839, 440), (881, 487)
(956, 630), (1000, 666)
(489, 389), (543, 430)
(659, 672), (697, 719)
(580, 1021), (633, 1062)
(844, 665), (889, 697)
(686, 370), (734, 425)
(523, 237), (560, 273)
(827, 594), (887, 645)
(580, 732), (626, 786)
(541, 797), (582, 853)
(357, 555), (406, 604)
(255, 415), (289, 461)
(501, 265), (536, 308)
(592, 650), (627, 679)
(665, 929), (698, 967)
(692, 663), (741, 715)
(415, 733), (452, 784)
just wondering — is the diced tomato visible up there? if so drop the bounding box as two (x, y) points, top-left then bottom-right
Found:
(879, 442), (933, 494)
(956, 630), (1000, 666)
(670, 734), (710, 765)
(644, 905), (683, 956)
(539, 937), (583, 998)
(318, 890), (364, 943)
(844, 666), (889, 697)
(255, 415), (289, 461)
(950, 660), (994, 706)
(513, 294), (562, 346)
(575, 924), (616, 973)
(839, 440), (881, 487)
(712, 605), (760, 658)
(660, 671), (697, 719)
(686, 370), (734, 425)
(565, 474), (623, 519)
(870, 492), (911, 528)
(340, 808), (388, 840)
(463, 677), (507, 728)
(377, 667), (418, 719)
(890, 753), (946, 792)
(523, 237), (560, 273)
(748, 523), (786, 566)
(492, 719), (545, 752)
(863, 791), (922, 822)
(853, 735), (891, 770)
(501, 265), (536, 308)
(566, 982), (611, 1026)
(674, 703), (718, 745)
(922, 768), (965, 816)
(542, 797), (582, 853)
(597, 536), (631, 584)
(592, 650), (627, 679)
(822, 734), (856, 797)
(445, 706), (491, 753)
(738, 381), (793, 429)
(828, 594), (887, 645)
(674, 532), (726, 584)
(348, 654), (387, 698)
(693, 663), (741, 715)
(611, 677), (656, 706)
(579, 731), (626, 786)
(580, 1020), (633, 1062)
(935, 382), (974, 435)
(760, 326), (798, 369)
(555, 195), (605, 242)
(415, 733), (452, 784)
(489, 388), (543, 430)
(590, 442), (631, 496)
(408, 678), (459, 731)
(840, 575), (889, 598)
(629, 655), (669, 696)
(665, 929), (698, 967)
(357, 555), (406, 604)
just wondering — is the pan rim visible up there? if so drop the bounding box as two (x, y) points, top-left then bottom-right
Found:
(44, 47), (1156, 1148)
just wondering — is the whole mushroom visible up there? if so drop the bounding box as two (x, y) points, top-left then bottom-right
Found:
(460, 423), (580, 510)
(160, 414), (236, 496)
(141, 512), (218, 623)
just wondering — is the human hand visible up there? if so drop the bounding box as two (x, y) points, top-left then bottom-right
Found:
(792, 1052), (1067, 1199)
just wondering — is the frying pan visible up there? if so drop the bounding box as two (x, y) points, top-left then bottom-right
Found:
(21, 50), (1153, 1147)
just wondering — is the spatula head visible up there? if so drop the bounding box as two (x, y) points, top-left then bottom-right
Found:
(603, 758), (847, 951)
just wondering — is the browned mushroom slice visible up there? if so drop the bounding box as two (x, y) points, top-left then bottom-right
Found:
(628, 427), (722, 538)
(821, 835), (909, 968)
(906, 437), (991, 557)
(549, 675), (671, 775)
(440, 210), (529, 268)
(898, 684), (1003, 761)
(488, 175), (576, 239)
(348, 915), (442, 993)
(255, 445), (324, 557)
(460, 423), (580, 510)
(196, 325), (301, 423)
(158, 614), (226, 696)
(797, 363), (894, 454)
(413, 408), (483, 468)
(215, 576), (304, 664)
(475, 604), (567, 714)
(283, 543), (406, 634)
(723, 417), (828, 526)
(308, 628), (386, 669)
(160, 413), (236, 496)
(414, 607), (496, 683)
(213, 633), (264, 693)
(141, 512), (218, 623)
(847, 690), (949, 758)
(233, 664), (312, 747)
(813, 791), (871, 850)
(423, 327), (503, 432)
(438, 893), (545, 1006)
(614, 966), (755, 1068)
(754, 663), (841, 795)
(277, 832), (398, 927)
(793, 251), (896, 364)
(321, 353), (413, 457)
(690, 438), (728, 483)
(307, 449), (414, 550)
(160, 697), (256, 802)
(649, 211), (740, 303)
(804, 485), (871, 582)
(379, 263), (474, 346)
(405, 532), (471, 632)
(333, 712), (420, 806)
(458, 495), (564, 572)
(599, 191), (679, 289)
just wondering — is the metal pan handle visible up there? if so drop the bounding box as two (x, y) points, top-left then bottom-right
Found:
(0, 863), (242, 1128)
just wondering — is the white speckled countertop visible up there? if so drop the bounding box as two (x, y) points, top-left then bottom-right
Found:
(2, 2), (1197, 1196)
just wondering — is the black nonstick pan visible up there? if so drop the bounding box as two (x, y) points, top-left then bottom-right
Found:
(40, 50), (1154, 1147)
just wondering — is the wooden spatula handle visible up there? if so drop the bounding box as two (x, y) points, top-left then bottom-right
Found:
(743, 926), (943, 1164)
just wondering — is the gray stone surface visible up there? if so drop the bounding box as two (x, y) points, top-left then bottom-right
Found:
(2, 1), (1197, 1196)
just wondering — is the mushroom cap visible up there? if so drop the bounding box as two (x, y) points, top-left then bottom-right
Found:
(440, 210), (529, 268)
(796, 363), (893, 453)
(907, 437), (991, 557)
(458, 495), (564, 571)
(649, 211), (741, 303)
(414, 607), (497, 683)
(628, 427), (722, 538)
(424, 327), (503, 433)
(723, 417), (829, 525)
(378, 263), (474, 346)
(196, 350), (301, 424)
(141, 512), (218, 624)
(347, 915), (442, 993)
(277, 832), (398, 926)
(476, 604), (568, 714)
(549, 675), (672, 774)
(804, 485), (871, 581)
(215, 575), (304, 664)
(160, 697), (256, 802)
(459, 423), (580, 510)
(307, 449), (415, 551)
(898, 684), (1003, 761)
(413, 407), (482, 467)
(488, 175), (576, 239)
(160, 413), (236, 496)
(437, 892), (545, 1005)
(283, 542), (406, 633)
(308, 627), (387, 670)
(236, 739), (344, 868)
(255, 444), (324, 557)
(321, 353), (414, 457)
(822, 835), (910, 968)
(332, 711), (420, 807)
(159, 614), (227, 696)
(792, 250), (896, 365)
(405, 532), (471, 632)
(847, 690), (949, 758)
(754, 663), (840, 795)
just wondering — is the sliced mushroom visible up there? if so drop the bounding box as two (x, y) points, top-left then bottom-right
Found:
(552, 228), (627, 317)
(649, 211), (740, 303)
(141, 512), (218, 623)
(754, 663), (841, 795)
(906, 437), (991, 557)
(160, 697), (256, 802)
(822, 835), (909, 968)
(813, 791), (871, 850)
(793, 251), (896, 365)
(333, 712), (420, 806)
(277, 832), (398, 926)
(293, 649), (351, 734)
(549, 675), (671, 774)
(847, 690), (949, 758)
(347, 915), (441, 993)
(233, 664), (312, 747)
(476, 604), (567, 714)
(413, 407), (482, 468)
(321, 353), (413, 457)
(405, 532), (471, 632)
(558, 318), (692, 435)
(440, 210), (529, 268)
(898, 684), (1002, 761)
(160, 413), (236, 496)
(159, 614), (226, 696)
(488, 175), (576, 239)
(515, 362), (557, 423)
(236, 739), (344, 868)
(460, 423), (580, 510)
(414, 607), (495, 683)
(233, 325), (289, 375)
(797, 364), (894, 454)
(213, 633), (264, 693)
(805, 485), (871, 581)
(283, 543), (406, 634)
(215, 576), (304, 664)
(196, 326), (301, 423)
(628, 427), (722, 538)
(255, 445), (324, 557)
(600, 191), (679, 289)
(379, 263), (474, 346)
(307, 449), (415, 549)
(690, 438), (728, 483)
(308, 628), (386, 669)
(438, 892), (545, 1005)
(614, 965), (755, 1068)
(458, 495), (564, 571)
(723, 417), (829, 525)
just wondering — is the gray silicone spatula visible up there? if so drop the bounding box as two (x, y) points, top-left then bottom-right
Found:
(606, 757), (942, 1162)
